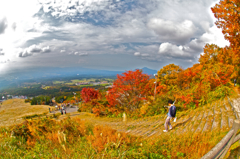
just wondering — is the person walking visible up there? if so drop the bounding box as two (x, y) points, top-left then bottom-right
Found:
(234, 79), (237, 87)
(163, 100), (177, 132)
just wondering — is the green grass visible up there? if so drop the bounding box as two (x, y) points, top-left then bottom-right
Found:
(65, 83), (75, 85)
(71, 78), (96, 83)
(53, 81), (65, 85)
(77, 84), (93, 87)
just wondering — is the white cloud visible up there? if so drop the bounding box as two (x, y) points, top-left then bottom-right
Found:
(199, 25), (229, 47)
(17, 50), (33, 57)
(42, 46), (51, 53)
(74, 52), (88, 56)
(0, 48), (4, 55)
(189, 25), (229, 52)
(12, 22), (16, 31)
(0, 59), (9, 63)
(159, 42), (192, 59)
(27, 44), (42, 53)
(39, 0), (112, 19)
(148, 19), (197, 45)
(134, 52), (149, 57)
(78, 53), (88, 56)
(60, 50), (66, 53)
(0, 16), (7, 34)
(17, 45), (51, 57)
(134, 52), (140, 56)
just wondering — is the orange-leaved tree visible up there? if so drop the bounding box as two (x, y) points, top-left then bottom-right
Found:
(199, 44), (234, 87)
(157, 63), (183, 92)
(212, 0), (240, 79)
(106, 69), (150, 113)
(212, 0), (240, 50)
(81, 88), (100, 103)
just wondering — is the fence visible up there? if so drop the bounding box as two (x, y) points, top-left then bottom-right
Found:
(201, 98), (240, 159)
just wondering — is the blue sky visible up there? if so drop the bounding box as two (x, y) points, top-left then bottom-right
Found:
(0, 0), (229, 75)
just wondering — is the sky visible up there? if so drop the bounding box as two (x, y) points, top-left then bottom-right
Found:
(0, 0), (229, 75)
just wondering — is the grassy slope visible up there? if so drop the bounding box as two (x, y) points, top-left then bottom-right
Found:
(0, 95), (239, 158)
(0, 99), (50, 127)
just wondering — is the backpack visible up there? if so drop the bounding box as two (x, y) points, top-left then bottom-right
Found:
(170, 105), (176, 117)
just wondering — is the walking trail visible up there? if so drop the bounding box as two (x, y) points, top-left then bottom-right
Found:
(55, 96), (239, 140)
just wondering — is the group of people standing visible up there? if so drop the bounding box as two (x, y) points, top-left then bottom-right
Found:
(60, 105), (66, 115)
(50, 104), (67, 115)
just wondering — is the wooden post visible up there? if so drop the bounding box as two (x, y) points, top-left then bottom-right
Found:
(219, 119), (240, 158)
(154, 74), (158, 101)
(201, 119), (240, 159)
(123, 112), (127, 122)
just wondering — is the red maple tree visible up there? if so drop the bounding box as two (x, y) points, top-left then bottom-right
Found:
(81, 88), (100, 103)
(106, 69), (150, 112)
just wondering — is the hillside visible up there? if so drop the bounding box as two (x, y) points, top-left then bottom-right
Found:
(0, 95), (239, 158)
(0, 99), (50, 127)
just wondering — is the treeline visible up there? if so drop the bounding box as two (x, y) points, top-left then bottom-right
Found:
(29, 96), (52, 105)
(0, 84), (108, 98)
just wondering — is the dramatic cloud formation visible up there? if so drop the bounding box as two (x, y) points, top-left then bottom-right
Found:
(0, 0), (230, 74)
(148, 19), (197, 45)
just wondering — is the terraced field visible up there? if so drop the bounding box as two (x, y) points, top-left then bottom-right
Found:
(60, 97), (238, 140)
(2, 96), (238, 141)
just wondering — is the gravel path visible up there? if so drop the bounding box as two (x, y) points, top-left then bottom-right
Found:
(50, 106), (79, 114)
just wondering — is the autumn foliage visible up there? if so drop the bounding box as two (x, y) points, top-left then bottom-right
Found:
(211, 0), (240, 78)
(81, 88), (100, 103)
(2, 117), (229, 158)
(87, 125), (133, 152)
(106, 69), (150, 113)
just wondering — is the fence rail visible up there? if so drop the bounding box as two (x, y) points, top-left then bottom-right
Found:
(201, 97), (240, 159)
(201, 120), (240, 159)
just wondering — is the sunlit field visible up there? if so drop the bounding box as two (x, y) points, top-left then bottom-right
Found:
(0, 99), (50, 127)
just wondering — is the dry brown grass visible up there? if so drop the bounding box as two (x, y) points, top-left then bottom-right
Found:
(0, 99), (50, 127)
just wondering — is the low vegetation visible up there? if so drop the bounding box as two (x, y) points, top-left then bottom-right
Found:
(0, 117), (229, 158)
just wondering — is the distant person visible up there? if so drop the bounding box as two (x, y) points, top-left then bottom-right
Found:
(234, 79), (237, 87)
(60, 108), (63, 115)
(163, 100), (177, 132)
(49, 107), (51, 113)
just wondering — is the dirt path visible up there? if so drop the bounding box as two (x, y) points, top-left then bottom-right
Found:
(50, 106), (79, 114)
(55, 98), (237, 139)
(232, 87), (240, 119)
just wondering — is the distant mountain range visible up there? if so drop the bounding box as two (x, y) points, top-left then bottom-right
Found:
(0, 67), (157, 90)
(140, 67), (158, 76)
